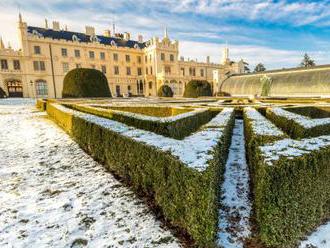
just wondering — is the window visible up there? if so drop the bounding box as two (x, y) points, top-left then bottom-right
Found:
(74, 49), (80, 58)
(40, 61), (45, 71)
(200, 69), (204, 77)
(170, 54), (174, 62)
(61, 48), (68, 57)
(137, 56), (142, 64)
(149, 81), (152, 89)
(101, 65), (107, 74)
(33, 61), (45, 71)
(125, 55), (130, 62)
(150, 66), (153, 75)
(116, 85), (121, 96)
(13, 60), (20, 70)
(76, 63), (81, 68)
(145, 55), (147, 63)
(1, 59), (8, 70)
(137, 67), (142, 76)
(189, 67), (196, 76)
(180, 67), (185, 76)
(34, 46), (41, 54)
(100, 52), (105, 60)
(62, 62), (69, 73)
(126, 67), (131, 75)
(89, 51), (95, 59)
(113, 53), (118, 61)
(161, 53), (165, 61)
(35, 80), (48, 96)
(146, 67), (148, 75)
(149, 54), (152, 62)
(114, 66), (119, 75)
(128, 85), (131, 91)
(165, 66), (171, 74)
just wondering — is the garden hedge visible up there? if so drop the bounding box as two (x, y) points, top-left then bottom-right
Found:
(47, 102), (235, 247)
(244, 107), (330, 247)
(252, 144), (330, 247)
(157, 85), (174, 97)
(266, 107), (330, 138)
(65, 104), (218, 139)
(0, 87), (6, 98)
(62, 68), (111, 98)
(286, 106), (330, 119)
(97, 105), (189, 117)
(183, 80), (212, 98)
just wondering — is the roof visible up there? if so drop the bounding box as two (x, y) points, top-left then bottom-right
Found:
(27, 26), (146, 49)
(231, 64), (330, 77)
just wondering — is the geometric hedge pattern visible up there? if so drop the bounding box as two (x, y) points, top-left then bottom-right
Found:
(39, 99), (330, 248)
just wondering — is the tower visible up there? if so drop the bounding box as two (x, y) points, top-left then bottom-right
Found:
(0, 37), (4, 49)
(222, 43), (230, 65)
(164, 27), (168, 39)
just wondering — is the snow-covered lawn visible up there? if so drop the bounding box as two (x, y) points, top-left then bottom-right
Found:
(0, 99), (180, 248)
(218, 119), (252, 248)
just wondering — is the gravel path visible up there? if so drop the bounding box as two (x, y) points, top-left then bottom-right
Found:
(0, 99), (180, 248)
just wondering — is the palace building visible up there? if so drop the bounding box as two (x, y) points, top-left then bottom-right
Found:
(0, 14), (245, 98)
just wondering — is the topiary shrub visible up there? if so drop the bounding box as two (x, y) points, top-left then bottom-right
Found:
(157, 85), (173, 97)
(62, 68), (111, 98)
(0, 87), (6, 98)
(183, 80), (212, 98)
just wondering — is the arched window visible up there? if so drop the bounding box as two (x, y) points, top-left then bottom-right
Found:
(35, 80), (48, 97)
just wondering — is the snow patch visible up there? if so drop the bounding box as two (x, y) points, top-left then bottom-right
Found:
(218, 119), (252, 248)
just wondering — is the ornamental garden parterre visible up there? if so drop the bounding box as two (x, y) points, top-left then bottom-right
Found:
(37, 98), (330, 248)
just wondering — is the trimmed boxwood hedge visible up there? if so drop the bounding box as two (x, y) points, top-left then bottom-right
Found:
(183, 80), (212, 98)
(157, 85), (174, 97)
(244, 109), (330, 247)
(98, 106), (189, 117)
(266, 108), (330, 139)
(62, 68), (111, 98)
(47, 102), (235, 247)
(286, 106), (330, 119)
(0, 87), (6, 98)
(66, 104), (218, 139)
(252, 147), (330, 248)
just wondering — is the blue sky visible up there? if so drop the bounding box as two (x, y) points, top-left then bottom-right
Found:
(1, 0), (330, 69)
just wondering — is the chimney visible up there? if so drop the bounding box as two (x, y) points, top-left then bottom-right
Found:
(104, 29), (111, 37)
(52, 21), (60, 31)
(85, 26), (95, 36)
(64, 25), (68, 31)
(206, 56), (210, 63)
(123, 32), (131, 40)
(138, 34), (143, 43)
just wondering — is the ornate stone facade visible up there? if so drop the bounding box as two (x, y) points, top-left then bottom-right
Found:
(0, 14), (245, 98)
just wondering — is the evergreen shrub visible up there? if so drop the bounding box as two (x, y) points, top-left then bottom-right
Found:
(157, 85), (174, 97)
(183, 80), (212, 98)
(62, 68), (111, 98)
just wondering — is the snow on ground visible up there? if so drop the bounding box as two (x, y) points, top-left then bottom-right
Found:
(218, 119), (252, 248)
(0, 99), (180, 248)
(300, 221), (330, 248)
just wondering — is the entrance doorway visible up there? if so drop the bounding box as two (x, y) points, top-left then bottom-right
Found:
(7, 80), (23, 97)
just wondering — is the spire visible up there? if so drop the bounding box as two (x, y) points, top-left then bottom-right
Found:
(112, 21), (116, 35)
(45, 19), (48, 29)
(19, 12), (22, 23)
(164, 26), (168, 38)
(0, 37), (4, 49)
